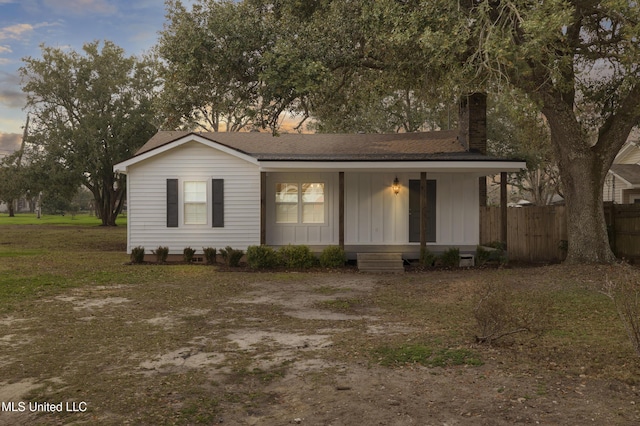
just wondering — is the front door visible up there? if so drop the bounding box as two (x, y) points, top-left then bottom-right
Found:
(409, 179), (436, 242)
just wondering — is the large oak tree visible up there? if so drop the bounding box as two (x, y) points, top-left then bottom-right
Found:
(160, 0), (640, 263)
(20, 41), (159, 226)
(257, 0), (640, 263)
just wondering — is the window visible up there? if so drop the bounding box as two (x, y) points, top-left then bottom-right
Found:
(275, 183), (298, 223)
(302, 183), (325, 223)
(166, 179), (224, 227)
(184, 181), (207, 224)
(275, 182), (325, 224)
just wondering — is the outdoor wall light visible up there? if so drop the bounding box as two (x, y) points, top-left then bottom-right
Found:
(392, 176), (400, 195)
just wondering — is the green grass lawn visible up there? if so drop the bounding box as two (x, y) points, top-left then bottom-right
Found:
(0, 212), (127, 226)
(1, 223), (640, 424)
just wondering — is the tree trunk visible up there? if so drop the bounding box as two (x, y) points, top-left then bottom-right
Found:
(543, 98), (617, 264)
(559, 153), (616, 263)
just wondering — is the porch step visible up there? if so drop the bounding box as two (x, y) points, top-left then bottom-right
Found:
(357, 253), (404, 274)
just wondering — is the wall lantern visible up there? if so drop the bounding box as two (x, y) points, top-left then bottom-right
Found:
(392, 176), (400, 195)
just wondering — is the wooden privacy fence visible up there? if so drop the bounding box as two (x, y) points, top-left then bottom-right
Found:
(480, 206), (567, 262)
(605, 203), (640, 262)
(480, 204), (640, 263)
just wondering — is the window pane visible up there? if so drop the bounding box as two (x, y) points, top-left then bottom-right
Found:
(276, 183), (298, 203)
(276, 203), (298, 223)
(302, 183), (324, 202)
(185, 181), (206, 202)
(302, 203), (324, 223)
(185, 203), (207, 224)
(184, 181), (207, 224)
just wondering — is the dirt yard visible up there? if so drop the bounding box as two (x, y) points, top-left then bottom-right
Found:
(1, 265), (640, 425)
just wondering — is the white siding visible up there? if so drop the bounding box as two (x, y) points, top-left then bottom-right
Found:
(265, 172), (338, 245)
(126, 141), (260, 253)
(344, 172), (479, 246)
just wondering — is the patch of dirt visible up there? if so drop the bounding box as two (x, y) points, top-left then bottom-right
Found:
(54, 295), (131, 311)
(2, 269), (640, 425)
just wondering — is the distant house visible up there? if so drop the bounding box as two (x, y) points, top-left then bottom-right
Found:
(604, 134), (640, 204)
(113, 94), (525, 259)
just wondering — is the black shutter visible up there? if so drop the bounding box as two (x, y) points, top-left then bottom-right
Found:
(212, 179), (224, 227)
(167, 179), (178, 227)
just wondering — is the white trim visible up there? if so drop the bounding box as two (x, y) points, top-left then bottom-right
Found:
(259, 160), (526, 174)
(114, 134), (259, 173)
(608, 169), (635, 187)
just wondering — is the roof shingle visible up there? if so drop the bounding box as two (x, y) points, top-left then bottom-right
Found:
(135, 130), (476, 161)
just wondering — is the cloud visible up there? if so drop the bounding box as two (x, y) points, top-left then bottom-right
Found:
(42, 0), (117, 16)
(0, 132), (22, 158)
(0, 24), (36, 41)
(0, 71), (25, 108)
(0, 46), (12, 54)
(0, 22), (58, 42)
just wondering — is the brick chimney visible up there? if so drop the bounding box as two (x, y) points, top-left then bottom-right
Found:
(459, 93), (488, 206)
(458, 92), (487, 154)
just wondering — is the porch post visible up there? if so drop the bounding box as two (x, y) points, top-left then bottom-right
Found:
(260, 172), (266, 245)
(500, 171), (508, 248)
(339, 172), (345, 249)
(420, 171), (427, 257)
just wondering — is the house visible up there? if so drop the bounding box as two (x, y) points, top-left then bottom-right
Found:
(604, 134), (640, 204)
(113, 93), (526, 261)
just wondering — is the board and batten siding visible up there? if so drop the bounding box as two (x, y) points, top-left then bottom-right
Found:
(126, 141), (260, 253)
(344, 172), (480, 246)
(265, 172), (339, 246)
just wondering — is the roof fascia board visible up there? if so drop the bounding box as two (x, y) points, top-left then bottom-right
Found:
(608, 169), (634, 186)
(258, 160), (527, 173)
(114, 134), (259, 173)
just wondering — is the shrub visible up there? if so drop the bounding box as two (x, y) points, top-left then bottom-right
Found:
(440, 247), (460, 268)
(420, 247), (436, 267)
(475, 242), (508, 266)
(152, 246), (169, 264)
(203, 247), (217, 265)
(130, 246), (145, 264)
(183, 247), (196, 263)
(246, 245), (281, 269)
(279, 244), (317, 269)
(473, 281), (552, 345)
(319, 245), (346, 268)
(603, 265), (640, 356)
(219, 246), (244, 267)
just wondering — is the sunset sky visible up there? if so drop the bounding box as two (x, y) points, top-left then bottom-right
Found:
(0, 0), (193, 157)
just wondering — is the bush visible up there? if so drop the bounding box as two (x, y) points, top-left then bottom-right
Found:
(183, 247), (196, 263)
(219, 246), (244, 267)
(319, 245), (346, 268)
(473, 281), (551, 345)
(475, 246), (492, 266)
(279, 244), (317, 269)
(420, 247), (436, 267)
(203, 247), (216, 265)
(603, 265), (640, 356)
(130, 246), (145, 264)
(246, 245), (281, 269)
(152, 246), (169, 264)
(440, 247), (460, 268)
(476, 242), (508, 266)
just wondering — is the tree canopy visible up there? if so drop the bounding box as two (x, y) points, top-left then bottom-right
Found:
(20, 41), (159, 225)
(201, 0), (640, 263)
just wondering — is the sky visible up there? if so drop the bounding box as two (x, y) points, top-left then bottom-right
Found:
(0, 0), (191, 158)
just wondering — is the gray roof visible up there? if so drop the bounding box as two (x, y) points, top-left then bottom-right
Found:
(133, 130), (520, 162)
(611, 164), (640, 185)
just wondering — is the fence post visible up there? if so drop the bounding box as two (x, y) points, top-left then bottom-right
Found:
(610, 202), (617, 257)
(500, 172), (508, 248)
